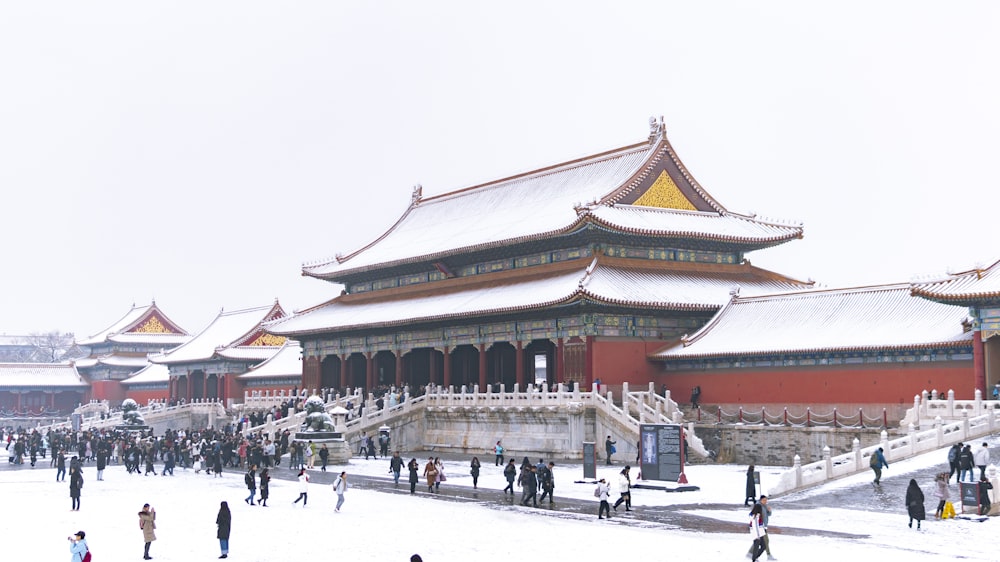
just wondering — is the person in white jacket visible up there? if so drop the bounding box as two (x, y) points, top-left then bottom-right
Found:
(293, 468), (310, 506)
(612, 466), (632, 512)
(333, 471), (348, 512)
(749, 503), (766, 562)
(596, 478), (612, 519)
(974, 442), (990, 481)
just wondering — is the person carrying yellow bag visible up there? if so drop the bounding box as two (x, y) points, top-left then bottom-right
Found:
(942, 501), (956, 519)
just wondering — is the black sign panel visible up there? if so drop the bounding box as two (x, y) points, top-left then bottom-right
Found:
(961, 482), (980, 508)
(583, 442), (596, 479)
(639, 424), (683, 481)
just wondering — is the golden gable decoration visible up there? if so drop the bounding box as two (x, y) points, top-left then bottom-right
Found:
(248, 333), (287, 347)
(633, 170), (697, 210)
(133, 317), (171, 334)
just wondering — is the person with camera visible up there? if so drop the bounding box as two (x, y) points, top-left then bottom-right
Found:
(138, 503), (156, 560)
(68, 531), (89, 562)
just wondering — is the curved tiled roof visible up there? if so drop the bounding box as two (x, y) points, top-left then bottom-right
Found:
(653, 284), (971, 360)
(0, 363), (88, 389)
(303, 128), (802, 281)
(911, 259), (1000, 303)
(587, 206), (801, 247)
(270, 259), (809, 336)
(121, 363), (169, 386)
(153, 303), (285, 365)
(77, 302), (190, 346)
(239, 341), (302, 379)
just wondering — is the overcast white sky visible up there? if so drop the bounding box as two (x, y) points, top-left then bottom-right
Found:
(2, 2), (998, 338)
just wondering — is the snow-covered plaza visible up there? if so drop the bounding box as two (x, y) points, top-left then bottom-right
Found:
(8, 438), (998, 562)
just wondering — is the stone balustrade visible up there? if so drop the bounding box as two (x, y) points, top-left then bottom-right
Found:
(769, 406), (1000, 496)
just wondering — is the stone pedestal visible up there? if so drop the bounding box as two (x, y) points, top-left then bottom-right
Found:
(293, 431), (352, 464)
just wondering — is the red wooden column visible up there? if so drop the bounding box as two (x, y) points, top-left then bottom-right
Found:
(974, 329), (987, 396)
(515, 340), (525, 391)
(555, 338), (565, 384)
(478, 344), (487, 390)
(395, 351), (404, 388)
(186, 375), (192, 402)
(443, 346), (452, 388)
(217, 375), (224, 402)
(584, 336), (594, 388)
(365, 352), (375, 391)
(339, 354), (349, 389)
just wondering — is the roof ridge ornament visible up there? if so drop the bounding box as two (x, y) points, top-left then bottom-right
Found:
(648, 115), (666, 144)
(411, 184), (423, 205)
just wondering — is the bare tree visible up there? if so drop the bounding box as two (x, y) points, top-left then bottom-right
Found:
(18, 332), (76, 362)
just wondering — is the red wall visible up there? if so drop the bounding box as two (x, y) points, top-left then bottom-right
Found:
(591, 338), (667, 386)
(659, 361), (974, 405)
(124, 386), (169, 405)
(90, 380), (126, 402)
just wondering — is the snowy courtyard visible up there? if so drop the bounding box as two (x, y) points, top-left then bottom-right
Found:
(7, 440), (998, 562)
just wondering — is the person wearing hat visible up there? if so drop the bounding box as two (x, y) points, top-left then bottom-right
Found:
(68, 531), (88, 562)
(138, 503), (156, 559)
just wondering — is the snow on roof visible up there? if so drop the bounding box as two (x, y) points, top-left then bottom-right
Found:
(239, 341), (302, 379)
(653, 283), (971, 360)
(86, 355), (152, 368)
(270, 260), (808, 336)
(77, 303), (189, 346)
(304, 131), (803, 281)
(121, 363), (169, 386)
(153, 304), (284, 365)
(0, 363), (88, 388)
(304, 143), (655, 279)
(911, 258), (1000, 302)
(588, 205), (801, 247)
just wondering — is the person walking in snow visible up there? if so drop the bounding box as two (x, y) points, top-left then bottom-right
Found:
(744, 465), (757, 506)
(612, 465), (632, 511)
(216, 501), (231, 559)
(933, 472), (950, 519)
(748, 503), (766, 562)
(958, 444), (975, 482)
(596, 477), (612, 519)
(390, 451), (404, 486)
(974, 442), (990, 481)
(905, 478), (925, 529)
(423, 457), (438, 492)
(69, 465), (83, 511)
(870, 447), (888, 486)
(293, 468), (310, 506)
(502, 458), (517, 495)
(258, 467), (271, 506)
(333, 471), (348, 512)
(138, 503), (156, 560)
(244, 465), (257, 505)
(470, 456), (481, 489)
(407, 458), (420, 494)
(746, 495), (774, 560)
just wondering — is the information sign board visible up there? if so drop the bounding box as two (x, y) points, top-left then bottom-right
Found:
(639, 424), (684, 481)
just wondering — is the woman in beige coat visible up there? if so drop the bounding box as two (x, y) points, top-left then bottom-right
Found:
(138, 503), (156, 560)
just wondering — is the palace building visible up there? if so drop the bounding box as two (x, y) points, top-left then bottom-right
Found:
(267, 118), (813, 394)
(74, 302), (191, 402)
(152, 301), (288, 404)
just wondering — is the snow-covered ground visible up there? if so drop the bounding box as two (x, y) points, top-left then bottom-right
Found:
(9, 444), (997, 562)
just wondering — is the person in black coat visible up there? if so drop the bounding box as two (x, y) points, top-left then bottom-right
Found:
(407, 458), (420, 494)
(979, 476), (994, 516)
(69, 466), (83, 511)
(905, 478), (925, 529)
(216, 501), (231, 558)
(744, 465), (757, 506)
(258, 467), (270, 507)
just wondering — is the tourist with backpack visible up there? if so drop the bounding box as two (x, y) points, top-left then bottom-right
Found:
(68, 530), (90, 562)
(596, 478), (611, 519)
(332, 471), (348, 512)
